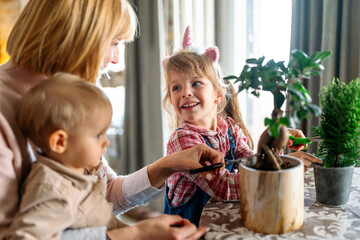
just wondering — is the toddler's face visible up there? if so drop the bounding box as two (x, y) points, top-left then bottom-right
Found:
(168, 71), (222, 130)
(64, 108), (112, 172)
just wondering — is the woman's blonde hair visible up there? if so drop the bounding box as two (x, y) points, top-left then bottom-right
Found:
(163, 50), (254, 149)
(16, 73), (112, 152)
(7, 0), (137, 83)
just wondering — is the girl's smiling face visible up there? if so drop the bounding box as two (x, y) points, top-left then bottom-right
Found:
(169, 71), (223, 130)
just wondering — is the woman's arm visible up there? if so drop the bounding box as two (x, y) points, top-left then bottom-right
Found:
(107, 215), (207, 240)
(0, 113), (29, 237)
(104, 144), (223, 214)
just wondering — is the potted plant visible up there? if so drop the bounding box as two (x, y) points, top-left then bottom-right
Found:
(312, 78), (360, 206)
(225, 49), (331, 233)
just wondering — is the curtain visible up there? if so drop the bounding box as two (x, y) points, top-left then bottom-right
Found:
(124, 0), (165, 211)
(290, 0), (360, 153)
(124, 1), (164, 177)
(163, 0), (215, 56)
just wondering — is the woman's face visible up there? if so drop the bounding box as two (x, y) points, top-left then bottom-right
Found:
(100, 40), (122, 70)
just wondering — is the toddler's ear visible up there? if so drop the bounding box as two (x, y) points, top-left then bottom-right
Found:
(203, 47), (219, 62)
(162, 56), (170, 68)
(49, 129), (68, 154)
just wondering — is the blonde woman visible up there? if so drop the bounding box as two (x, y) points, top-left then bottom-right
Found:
(0, 1), (221, 239)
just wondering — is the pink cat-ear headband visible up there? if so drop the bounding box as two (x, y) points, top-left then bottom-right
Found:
(162, 26), (220, 68)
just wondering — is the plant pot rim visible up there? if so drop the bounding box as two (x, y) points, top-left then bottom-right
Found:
(313, 163), (356, 169)
(239, 155), (303, 173)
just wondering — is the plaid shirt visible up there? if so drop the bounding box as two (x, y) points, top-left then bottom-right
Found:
(166, 116), (255, 206)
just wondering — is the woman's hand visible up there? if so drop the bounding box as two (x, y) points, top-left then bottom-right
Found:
(287, 151), (323, 171)
(147, 144), (224, 188)
(286, 128), (323, 171)
(107, 214), (208, 240)
(287, 128), (306, 151)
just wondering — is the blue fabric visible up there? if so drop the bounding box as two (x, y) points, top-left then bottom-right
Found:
(164, 129), (236, 226)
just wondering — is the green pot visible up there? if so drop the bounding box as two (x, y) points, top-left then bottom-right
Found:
(313, 164), (354, 206)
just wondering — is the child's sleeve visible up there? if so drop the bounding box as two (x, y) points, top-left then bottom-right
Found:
(166, 130), (206, 155)
(103, 159), (164, 215)
(167, 129), (241, 202)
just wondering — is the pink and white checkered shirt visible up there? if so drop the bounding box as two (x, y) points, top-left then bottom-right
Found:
(166, 116), (255, 206)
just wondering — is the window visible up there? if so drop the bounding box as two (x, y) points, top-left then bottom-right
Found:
(233, 0), (292, 149)
(97, 42), (126, 172)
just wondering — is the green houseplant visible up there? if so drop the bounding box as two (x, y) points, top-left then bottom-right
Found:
(312, 78), (360, 206)
(225, 49), (331, 234)
(225, 49), (331, 170)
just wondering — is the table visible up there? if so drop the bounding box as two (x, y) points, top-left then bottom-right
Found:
(199, 168), (360, 239)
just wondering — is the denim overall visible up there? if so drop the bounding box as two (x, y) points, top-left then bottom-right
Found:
(163, 129), (236, 226)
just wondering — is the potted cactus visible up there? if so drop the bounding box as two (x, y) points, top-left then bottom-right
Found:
(312, 78), (360, 206)
(225, 49), (331, 233)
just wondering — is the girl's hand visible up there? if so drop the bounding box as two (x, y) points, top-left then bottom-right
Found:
(171, 143), (224, 172)
(287, 128), (306, 151)
(107, 214), (208, 240)
(148, 144), (224, 188)
(287, 151), (323, 172)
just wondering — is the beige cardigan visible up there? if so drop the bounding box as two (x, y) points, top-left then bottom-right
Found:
(6, 155), (114, 239)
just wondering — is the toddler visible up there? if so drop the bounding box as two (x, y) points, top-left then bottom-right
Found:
(6, 73), (121, 239)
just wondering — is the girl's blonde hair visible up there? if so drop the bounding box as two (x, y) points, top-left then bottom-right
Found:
(7, 0), (137, 83)
(163, 50), (254, 149)
(16, 73), (112, 152)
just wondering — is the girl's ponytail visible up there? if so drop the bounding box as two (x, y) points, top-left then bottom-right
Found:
(222, 80), (254, 150)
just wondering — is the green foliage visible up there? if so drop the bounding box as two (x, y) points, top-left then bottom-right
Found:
(224, 49), (331, 137)
(312, 78), (360, 167)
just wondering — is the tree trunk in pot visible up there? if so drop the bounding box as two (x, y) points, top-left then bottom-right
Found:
(313, 164), (354, 206)
(239, 155), (304, 234)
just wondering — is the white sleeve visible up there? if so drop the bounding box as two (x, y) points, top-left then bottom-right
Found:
(122, 165), (164, 206)
(60, 227), (107, 240)
(103, 158), (164, 214)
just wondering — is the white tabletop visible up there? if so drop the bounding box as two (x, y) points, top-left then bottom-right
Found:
(200, 167), (360, 239)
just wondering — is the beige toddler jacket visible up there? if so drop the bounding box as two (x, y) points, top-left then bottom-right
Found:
(6, 154), (113, 240)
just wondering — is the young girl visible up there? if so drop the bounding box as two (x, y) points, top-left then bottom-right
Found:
(162, 26), (255, 226)
(162, 26), (320, 226)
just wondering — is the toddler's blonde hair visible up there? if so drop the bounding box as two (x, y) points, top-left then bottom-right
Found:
(16, 73), (112, 152)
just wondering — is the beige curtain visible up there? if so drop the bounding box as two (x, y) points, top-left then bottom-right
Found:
(123, 0), (165, 211)
(124, 0), (164, 175)
(290, 0), (360, 153)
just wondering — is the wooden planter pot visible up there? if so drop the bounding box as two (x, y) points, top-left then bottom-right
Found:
(313, 164), (354, 206)
(239, 155), (304, 234)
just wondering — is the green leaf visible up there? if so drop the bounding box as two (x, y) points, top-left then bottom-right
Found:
(308, 103), (321, 116)
(310, 51), (332, 63)
(223, 75), (238, 80)
(274, 92), (285, 109)
(271, 122), (280, 138)
(264, 118), (272, 126)
(278, 117), (290, 126)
